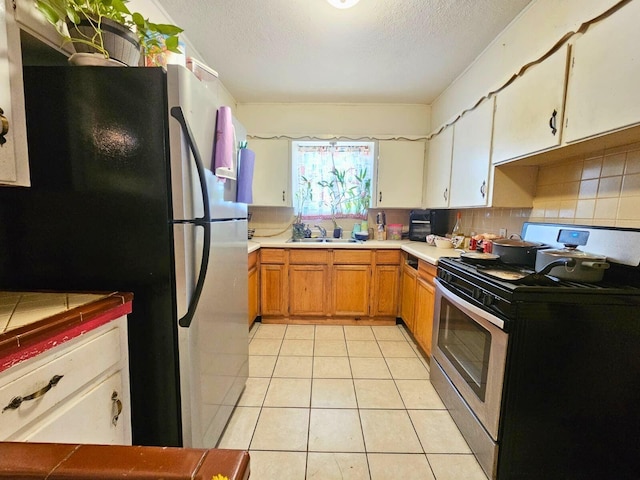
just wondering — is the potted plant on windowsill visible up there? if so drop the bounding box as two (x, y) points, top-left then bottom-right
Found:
(34, 0), (183, 66)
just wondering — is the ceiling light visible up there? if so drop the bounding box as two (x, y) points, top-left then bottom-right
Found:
(327, 0), (360, 9)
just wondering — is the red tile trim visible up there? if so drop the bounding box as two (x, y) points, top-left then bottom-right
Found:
(0, 292), (133, 373)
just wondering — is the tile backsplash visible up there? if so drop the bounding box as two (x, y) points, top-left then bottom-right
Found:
(250, 141), (640, 240)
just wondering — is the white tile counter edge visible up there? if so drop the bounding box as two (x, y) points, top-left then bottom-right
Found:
(247, 233), (460, 265)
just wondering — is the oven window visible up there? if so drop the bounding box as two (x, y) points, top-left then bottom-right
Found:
(438, 297), (491, 400)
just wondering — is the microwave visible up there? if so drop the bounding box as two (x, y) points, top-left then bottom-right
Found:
(408, 209), (449, 241)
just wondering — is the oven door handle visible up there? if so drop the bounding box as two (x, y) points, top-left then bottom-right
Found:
(436, 278), (505, 330)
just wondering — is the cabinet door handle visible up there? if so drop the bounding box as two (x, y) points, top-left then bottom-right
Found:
(111, 391), (123, 426)
(443, 188), (448, 202)
(379, 191), (382, 203)
(2, 375), (64, 412)
(282, 190), (285, 202)
(549, 109), (558, 136)
(480, 180), (487, 198)
(0, 107), (9, 147)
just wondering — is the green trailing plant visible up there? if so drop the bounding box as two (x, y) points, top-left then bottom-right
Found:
(351, 167), (371, 218)
(34, 0), (183, 61)
(294, 174), (313, 224)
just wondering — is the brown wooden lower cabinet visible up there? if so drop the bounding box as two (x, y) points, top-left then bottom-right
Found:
(258, 248), (400, 324)
(400, 254), (437, 357)
(248, 251), (259, 327)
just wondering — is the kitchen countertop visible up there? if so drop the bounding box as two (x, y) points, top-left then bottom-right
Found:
(0, 291), (133, 373)
(248, 233), (460, 265)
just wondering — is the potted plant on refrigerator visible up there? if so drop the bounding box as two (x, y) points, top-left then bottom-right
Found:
(34, 0), (183, 66)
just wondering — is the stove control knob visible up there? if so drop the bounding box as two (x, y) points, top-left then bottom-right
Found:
(482, 294), (494, 306)
(472, 288), (482, 300)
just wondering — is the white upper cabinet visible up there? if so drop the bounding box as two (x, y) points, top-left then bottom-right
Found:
(425, 127), (453, 208)
(0, 0), (30, 186)
(493, 46), (569, 164)
(564, 0), (640, 143)
(376, 140), (425, 208)
(249, 138), (291, 206)
(449, 99), (494, 208)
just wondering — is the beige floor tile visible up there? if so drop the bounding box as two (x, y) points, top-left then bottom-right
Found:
(344, 325), (375, 340)
(312, 379), (357, 408)
(248, 451), (307, 480)
(280, 339), (314, 356)
(217, 406), (260, 450)
(306, 452), (370, 479)
(308, 408), (365, 453)
(409, 410), (472, 454)
(249, 355), (277, 378)
(248, 322), (260, 340)
(284, 325), (316, 339)
(273, 356), (313, 378)
(368, 453), (435, 480)
(360, 409), (423, 453)
(354, 379), (404, 409)
(313, 356), (352, 378)
(427, 453), (488, 480)
(315, 325), (345, 340)
(378, 341), (417, 358)
(372, 325), (407, 341)
(386, 357), (429, 379)
(314, 339), (348, 356)
(250, 407), (310, 451)
(347, 340), (382, 357)
(349, 357), (391, 379)
(253, 324), (287, 339)
(237, 377), (270, 406)
(263, 378), (312, 407)
(395, 379), (445, 409)
(249, 338), (282, 356)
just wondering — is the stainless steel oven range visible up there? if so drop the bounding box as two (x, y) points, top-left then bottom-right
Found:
(431, 223), (640, 480)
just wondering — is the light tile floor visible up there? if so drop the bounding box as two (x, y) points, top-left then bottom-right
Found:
(218, 323), (488, 480)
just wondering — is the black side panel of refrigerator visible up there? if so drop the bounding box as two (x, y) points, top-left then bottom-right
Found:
(0, 67), (182, 446)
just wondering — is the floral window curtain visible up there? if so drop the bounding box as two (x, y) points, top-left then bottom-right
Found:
(293, 141), (374, 221)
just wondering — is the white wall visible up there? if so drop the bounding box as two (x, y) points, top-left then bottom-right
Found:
(431, 0), (622, 132)
(237, 103), (430, 138)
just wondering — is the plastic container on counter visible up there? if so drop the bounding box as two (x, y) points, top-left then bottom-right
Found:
(387, 224), (403, 240)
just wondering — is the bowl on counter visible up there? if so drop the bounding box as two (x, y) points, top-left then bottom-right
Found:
(354, 231), (369, 241)
(434, 237), (454, 249)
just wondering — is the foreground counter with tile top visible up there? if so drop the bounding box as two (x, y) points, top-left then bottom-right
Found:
(0, 291), (133, 445)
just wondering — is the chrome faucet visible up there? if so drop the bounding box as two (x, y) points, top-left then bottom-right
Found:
(315, 224), (327, 238)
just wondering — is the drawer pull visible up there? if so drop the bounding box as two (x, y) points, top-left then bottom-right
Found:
(111, 391), (123, 426)
(2, 374), (64, 412)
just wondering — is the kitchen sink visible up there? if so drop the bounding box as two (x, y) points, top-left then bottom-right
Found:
(287, 237), (362, 244)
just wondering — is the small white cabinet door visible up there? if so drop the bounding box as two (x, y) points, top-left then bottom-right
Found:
(376, 140), (425, 208)
(425, 128), (453, 208)
(449, 99), (494, 208)
(249, 138), (291, 206)
(564, 0), (640, 143)
(493, 45), (569, 164)
(0, 0), (30, 186)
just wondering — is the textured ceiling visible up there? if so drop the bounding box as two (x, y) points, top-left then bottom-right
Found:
(154, 0), (532, 104)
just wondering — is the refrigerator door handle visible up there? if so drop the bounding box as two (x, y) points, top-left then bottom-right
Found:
(170, 106), (212, 328)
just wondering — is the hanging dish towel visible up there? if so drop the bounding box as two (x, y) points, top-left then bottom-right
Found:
(236, 148), (255, 204)
(213, 106), (236, 180)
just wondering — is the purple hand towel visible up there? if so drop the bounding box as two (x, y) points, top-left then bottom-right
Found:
(213, 106), (235, 179)
(236, 148), (255, 204)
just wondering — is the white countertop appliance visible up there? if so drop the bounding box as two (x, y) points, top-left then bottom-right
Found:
(431, 222), (640, 479)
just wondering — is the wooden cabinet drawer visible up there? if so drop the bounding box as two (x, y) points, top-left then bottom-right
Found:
(333, 250), (371, 264)
(418, 260), (437, 280)
(375, 250), (401, 265)
(0, 326), (121, 440)
(289, 250), (330, 264)
(260, 248), (287, 264)
(248, 250), (258, 269)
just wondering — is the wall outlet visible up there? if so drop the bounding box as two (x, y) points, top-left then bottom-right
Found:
(499, 228), (507, 237)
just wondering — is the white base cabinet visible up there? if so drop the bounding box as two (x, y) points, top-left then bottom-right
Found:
(0, 317), (131, 444)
